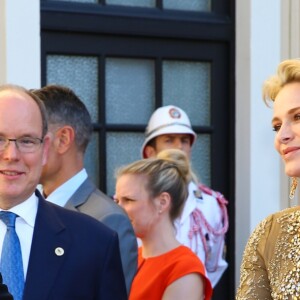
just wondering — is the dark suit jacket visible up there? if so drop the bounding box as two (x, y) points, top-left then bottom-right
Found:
(0, 273), (13, 300)
(65, 178), (137, 295)
(23, 191), (127, 300)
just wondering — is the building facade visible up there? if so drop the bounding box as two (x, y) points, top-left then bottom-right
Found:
(1, 0), (299, 298)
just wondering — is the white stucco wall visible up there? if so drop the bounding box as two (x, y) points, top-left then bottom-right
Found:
(0, 0), (40, 88)
(235, 0), (284, 289)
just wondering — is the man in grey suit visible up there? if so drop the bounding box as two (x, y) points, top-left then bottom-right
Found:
(32, 85), (137, 295)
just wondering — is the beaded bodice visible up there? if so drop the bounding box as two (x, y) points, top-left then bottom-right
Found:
(236, 207), (300, 300)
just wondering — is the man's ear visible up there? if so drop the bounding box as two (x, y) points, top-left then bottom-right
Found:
(144, 145), (157, 158)
(56, 126), (75, 154)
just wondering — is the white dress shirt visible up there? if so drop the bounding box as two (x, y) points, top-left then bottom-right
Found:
(0, 193), (38, 279)
(43, 169), (88, 206)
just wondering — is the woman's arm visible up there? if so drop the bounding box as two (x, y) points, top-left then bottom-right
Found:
(162, 273), (204, 300)
(236, 217), (272, 299)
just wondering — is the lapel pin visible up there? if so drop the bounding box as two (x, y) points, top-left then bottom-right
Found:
(55, 247), (64, 256)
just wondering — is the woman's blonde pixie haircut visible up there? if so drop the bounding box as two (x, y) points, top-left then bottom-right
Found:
(116, 149), (190, 222)
(263, 59), (300, 103)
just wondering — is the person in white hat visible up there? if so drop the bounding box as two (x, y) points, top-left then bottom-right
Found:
(142, 105), (229, 288)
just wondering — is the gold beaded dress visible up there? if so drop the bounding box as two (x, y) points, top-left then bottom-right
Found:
(236, 206), (300, 300)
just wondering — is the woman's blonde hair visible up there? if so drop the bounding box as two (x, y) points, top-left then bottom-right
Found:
(116, 149), (190, 222)
(263, 59), (300, 103)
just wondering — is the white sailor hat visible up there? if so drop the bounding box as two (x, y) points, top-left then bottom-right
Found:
(141, 105), (196, 158)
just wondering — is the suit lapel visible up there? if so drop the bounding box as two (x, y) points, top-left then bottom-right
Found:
(65, 178), (95, 210)
(23, 192), (71, 300)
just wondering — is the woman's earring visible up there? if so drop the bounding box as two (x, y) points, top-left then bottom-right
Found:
(289, 177), (298, 200)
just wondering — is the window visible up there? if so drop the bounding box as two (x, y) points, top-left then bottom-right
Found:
(41, 0), (235, 298)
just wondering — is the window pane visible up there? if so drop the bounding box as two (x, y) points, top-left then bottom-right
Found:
(163, 0), (211, 12)
(191, 134), (211, 186)
(162, 60), (211, 126)
(106, 132), (145, 196)
(84, 133), (99, 186)
(47, 55), (99, 122)
(47, 0), (98, 3)
(106, 58), (155, 124)
(46, 55), (100, 188)
(106, 0), (155, 7)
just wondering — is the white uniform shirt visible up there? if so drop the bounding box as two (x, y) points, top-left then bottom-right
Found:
(42, 169), (88, 206)
(0, 193), (38, 279)
(174, 181), (228, 287)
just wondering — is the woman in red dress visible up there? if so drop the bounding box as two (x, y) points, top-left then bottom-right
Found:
(115, 149), (212, 300)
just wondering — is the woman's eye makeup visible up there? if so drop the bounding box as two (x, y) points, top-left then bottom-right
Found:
(272, 124), (281, 132)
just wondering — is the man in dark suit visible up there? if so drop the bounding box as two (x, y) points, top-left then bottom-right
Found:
(0, 84), (127, 300)
(33, 85), (137, 295)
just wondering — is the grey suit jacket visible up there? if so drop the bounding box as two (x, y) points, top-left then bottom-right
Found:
(65, 177), (137, 295)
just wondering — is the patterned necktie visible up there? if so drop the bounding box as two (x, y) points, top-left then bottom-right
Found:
(0, 211), (24, 300)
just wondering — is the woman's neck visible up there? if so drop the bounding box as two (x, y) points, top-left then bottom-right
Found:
(141, 220), (180, 258)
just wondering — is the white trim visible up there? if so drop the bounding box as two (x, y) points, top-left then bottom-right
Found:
(235, 0), (282, 290)
(0, 0), (41, 88)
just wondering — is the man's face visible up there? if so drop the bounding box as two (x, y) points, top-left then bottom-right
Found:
(0, 89), (49, 208)
(40, 125), (62, 187)
(146, 134), (192, 158)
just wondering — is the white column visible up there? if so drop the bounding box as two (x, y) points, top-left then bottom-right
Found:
(0, 0), (40, 88)
(235, 0), (283, 289)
